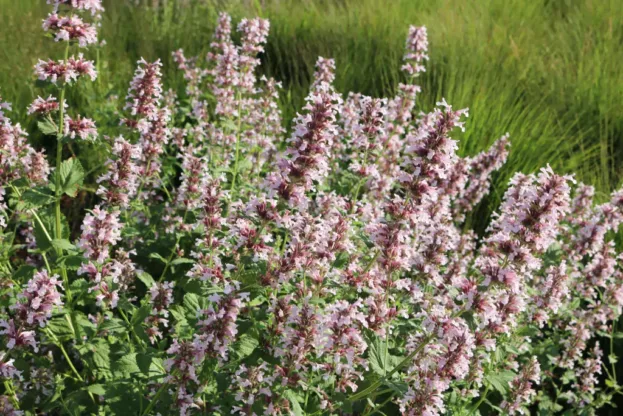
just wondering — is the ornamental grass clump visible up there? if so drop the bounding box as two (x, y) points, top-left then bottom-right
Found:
(0, 3), (622, 415)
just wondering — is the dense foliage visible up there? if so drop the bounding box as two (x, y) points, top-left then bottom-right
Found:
(1, 1), (623, 415)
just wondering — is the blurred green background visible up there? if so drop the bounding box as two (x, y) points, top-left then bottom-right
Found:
(1, 0), (622, 227)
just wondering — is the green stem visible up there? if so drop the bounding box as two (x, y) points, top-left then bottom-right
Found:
(3, 380), (19, 409)
(348, 333), (433, 402)
(53, 43), (73, 304)
(362, 250), (380, 274)
(55, 44), (69, 242)
(46, 328), (83, 383)
(158, 211), (189, 282)
(229, 92), (243, 194)
(611, 318), (618, 381)
(141, 381), (168, 416)
(119, 307), (146, 352)
(467, 385), (490, 416)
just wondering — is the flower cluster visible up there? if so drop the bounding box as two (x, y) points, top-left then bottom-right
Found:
(0, 271), (63, 352)
(64, 114), (97, 140)
(42, 14), (98, 47)
(34, 54), (97, 84)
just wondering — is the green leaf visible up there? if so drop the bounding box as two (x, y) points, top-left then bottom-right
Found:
(221, 118), (238, 132)
(46, 315), (75, 341)
(73, 312), (96, 338)
(12, 265), (36, 283)
(368, 337), (389, 376)
(86, 384), (106, 396)
(92, 340), (111, 372)
(137, 353), (165, 377)
(59, 158), (85, 197)
(149, 252), (168, 264)
(170, 258), (194, 266)
(486, 370), (516, 394)
(183, 293), (201, 314)
(232, 332), (259, 360)
(33, 206), (63, 251)
(51, 238), (76, 251)
(99, 318), (126, 335)
(112, 353), (140, 377)
(37, 119), (57, 136)
(69, 278), (90, 297)
(60, 255), (86, 271)
(21, 186), (54, 208)
(283, 390), (304, 416)
(367, 337), (401, 376)
(136, 271), (156, 288)
(130, 305), (151, 326)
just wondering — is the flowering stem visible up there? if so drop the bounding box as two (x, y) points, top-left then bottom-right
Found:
(53, 43), (73, 305)
(55, 44), (70, 242)
(229, 92), (243, 194)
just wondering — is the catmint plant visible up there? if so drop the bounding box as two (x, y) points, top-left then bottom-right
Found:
(0, 6), (622, 416)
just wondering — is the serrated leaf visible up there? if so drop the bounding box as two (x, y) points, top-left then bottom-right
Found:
(69, 278), (89, 293)
(130, 305), (151, 326)
(184, 293), (200, 314)
(59, 158), (85, 197)
(46, 316), (74, 340)
(38, 119), (57, 136)
(51, 238), (76, 251)
(136, 272), (155, 288)
(21, 186), (54, 208)
(61, 255), (86, 271)
(73, 312), (96, 338)
(112, 353), (140, 377)
(99, 318), (126, 335)
(137, 353), (165, 377)
(92, 340), (111, 372)
(13, 265), (36, 283)
(486, 370), (515, 394)
(233, 332), (259, 360)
